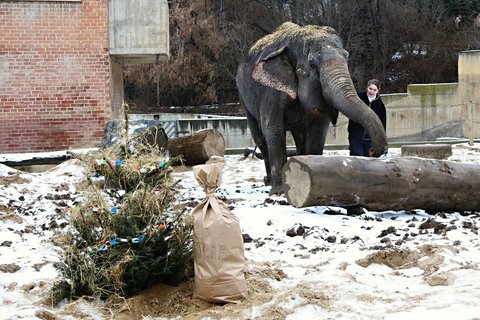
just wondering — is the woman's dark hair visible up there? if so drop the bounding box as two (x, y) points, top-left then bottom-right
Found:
(367, 79), (381, 91)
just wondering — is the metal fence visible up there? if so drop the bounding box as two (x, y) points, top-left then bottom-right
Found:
(159, 120), (178, 138)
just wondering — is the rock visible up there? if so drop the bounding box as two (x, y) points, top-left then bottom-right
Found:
(325, 235), (336, 243)
(286, 223), (305, 237)
(378, 226), (397, 238)
(419, 218), (443, 230)
(242, 233), (253, 243)
(425, 271), (456, 286)
(1, 241), (12, 247)
(0, 263), (20, 273)
(347, 207), (365, 216)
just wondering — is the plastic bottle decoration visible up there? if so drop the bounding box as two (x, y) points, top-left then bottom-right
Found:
(128, 143), (135, 154)
(95, 159), (107, 166)
(191, 163), (247, 304)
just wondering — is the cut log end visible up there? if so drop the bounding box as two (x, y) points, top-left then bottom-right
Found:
(203, 134), (225, 158)
(283, 159), (311, 208)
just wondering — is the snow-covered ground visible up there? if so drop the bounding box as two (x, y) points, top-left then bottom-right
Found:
(1, 144), (480, 319)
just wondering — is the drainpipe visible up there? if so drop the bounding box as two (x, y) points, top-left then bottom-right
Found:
(468, 101), (474, 146)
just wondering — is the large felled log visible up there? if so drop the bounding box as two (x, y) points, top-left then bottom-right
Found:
(168, 129), (225, 165)
(282, 155), (480, 212)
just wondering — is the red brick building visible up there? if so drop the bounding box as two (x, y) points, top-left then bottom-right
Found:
(0, 0), (169, 153)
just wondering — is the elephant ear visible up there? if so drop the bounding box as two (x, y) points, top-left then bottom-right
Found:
(252, 46), (297, 99)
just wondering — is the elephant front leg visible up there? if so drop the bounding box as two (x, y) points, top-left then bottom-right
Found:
(264, 124), (287, 195)
(245, 111), (272, 185)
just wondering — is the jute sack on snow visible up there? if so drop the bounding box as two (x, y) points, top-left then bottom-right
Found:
(191, 163), (247, 303)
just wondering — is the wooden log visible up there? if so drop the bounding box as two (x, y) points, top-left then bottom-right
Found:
(282, 155), (480, 212)
(401, 144), (452, 159)
(168, 129), (225, 165)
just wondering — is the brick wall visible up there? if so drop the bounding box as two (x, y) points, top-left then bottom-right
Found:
(0, 0), (111, 153)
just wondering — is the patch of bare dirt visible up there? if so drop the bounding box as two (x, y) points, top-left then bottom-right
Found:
(109, 280), (209, 320)
(0, 211), (23, 223)
(356, 248), (422, 269)
(356, 244), (464, 287)
(425, 271), (456, 286)
(0, 173), (31, 185)
(107, 262), (286, 320)
(297, 283), (331, 308)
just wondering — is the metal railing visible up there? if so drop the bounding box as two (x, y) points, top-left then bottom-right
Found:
(158, 120), (178, 138)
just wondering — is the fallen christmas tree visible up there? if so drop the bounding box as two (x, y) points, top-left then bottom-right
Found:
(56, 110), (193, 299)
(282, 155), (480, 213)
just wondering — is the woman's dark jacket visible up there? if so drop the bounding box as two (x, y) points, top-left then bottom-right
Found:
(347, 91), (387, 140)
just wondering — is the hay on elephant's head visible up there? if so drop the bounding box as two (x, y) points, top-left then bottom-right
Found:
(250, 22), (337, 54)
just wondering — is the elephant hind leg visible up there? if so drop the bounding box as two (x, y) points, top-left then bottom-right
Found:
(291, 129), (306, 155)
(306, 117), (330, 154)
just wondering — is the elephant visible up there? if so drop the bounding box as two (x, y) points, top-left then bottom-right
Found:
(236, 22), (388, 195)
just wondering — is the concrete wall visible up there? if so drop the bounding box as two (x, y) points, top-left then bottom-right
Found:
(458, 50), (480, 143)
(176, 118), (253, 150)
(327, 83), (464, 146)
(109, 0), (170, 120)
(108, 0), (169, 64)
(129, 113), (255, 149)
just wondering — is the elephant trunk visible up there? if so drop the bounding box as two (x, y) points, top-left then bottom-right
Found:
(320, 63), (388, 156)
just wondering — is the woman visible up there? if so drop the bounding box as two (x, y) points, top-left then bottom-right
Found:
(348, 79), (387, 156)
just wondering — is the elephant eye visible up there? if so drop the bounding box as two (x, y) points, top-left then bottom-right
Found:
(308, 60), (319, 78)
(308, 53), (320, 69)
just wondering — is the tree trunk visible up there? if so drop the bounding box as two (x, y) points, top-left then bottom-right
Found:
(168, 129), (225, 165)
(282, 155), (480, 212)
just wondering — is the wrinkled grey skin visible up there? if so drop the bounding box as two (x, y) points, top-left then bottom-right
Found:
(236, 22), (388, 194)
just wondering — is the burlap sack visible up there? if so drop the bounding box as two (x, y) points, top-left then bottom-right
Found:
(191, 163), (247, 303)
